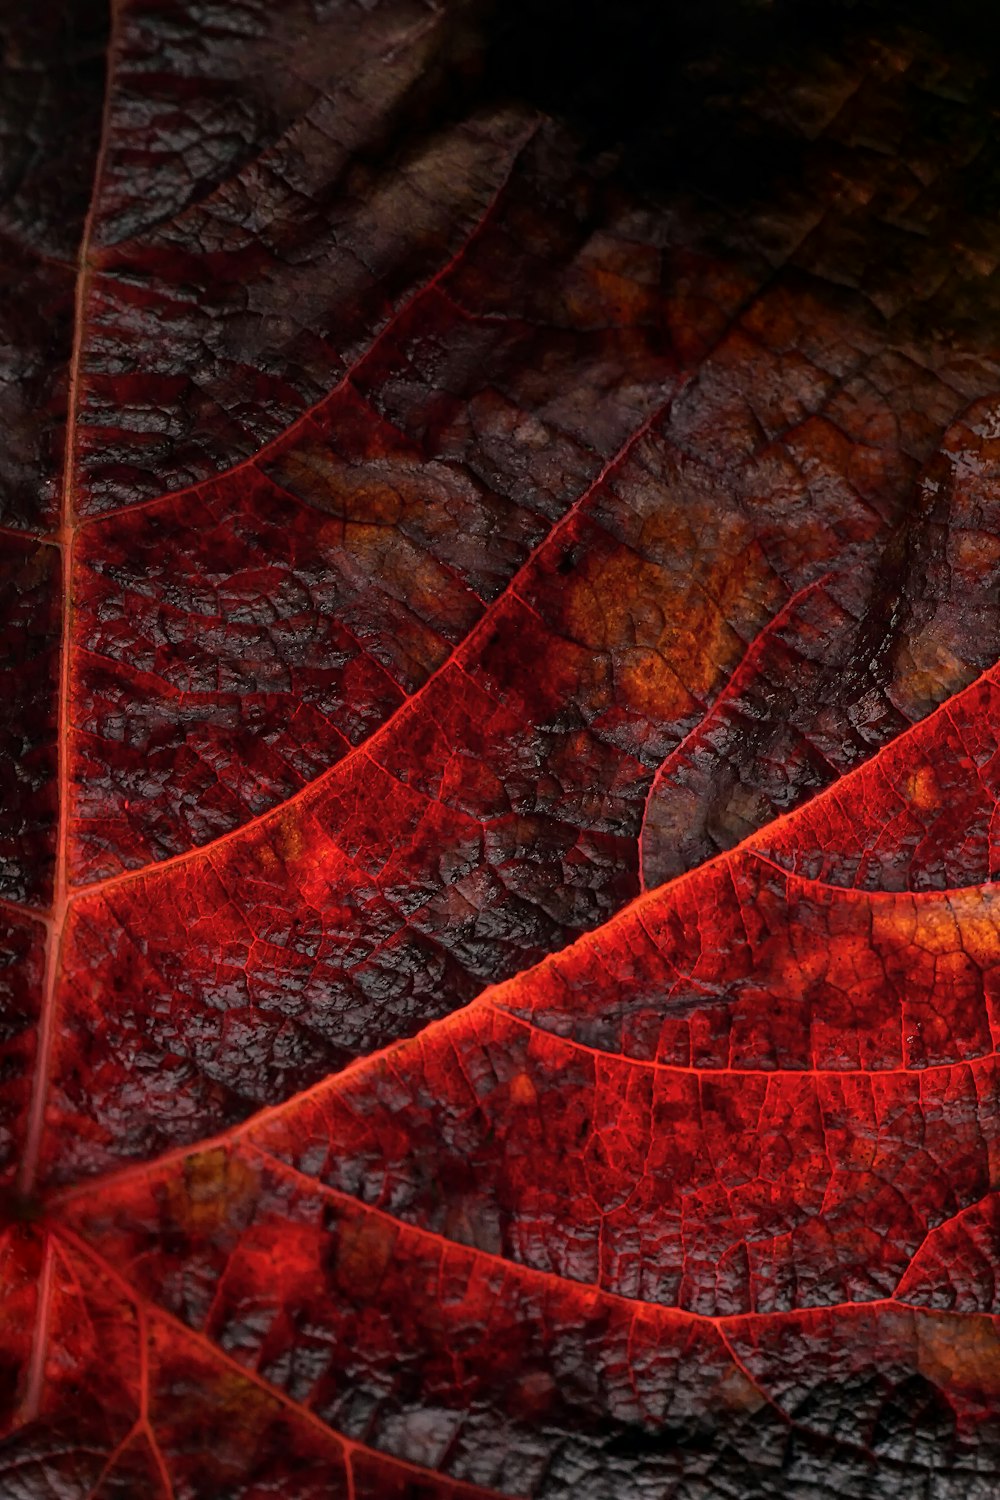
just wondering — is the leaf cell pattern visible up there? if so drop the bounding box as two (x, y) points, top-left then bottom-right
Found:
(4, 1), (1000, 1495)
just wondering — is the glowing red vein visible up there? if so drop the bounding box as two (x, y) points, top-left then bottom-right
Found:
(19, 2), (120, 1197)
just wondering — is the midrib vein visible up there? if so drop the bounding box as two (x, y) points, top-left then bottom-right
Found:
(19, 3), (119, 1197)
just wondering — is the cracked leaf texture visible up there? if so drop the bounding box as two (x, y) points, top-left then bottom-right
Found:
(4, 0), (1000, 1495)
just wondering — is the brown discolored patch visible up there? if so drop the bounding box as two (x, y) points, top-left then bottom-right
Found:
(171, 1149), (262, 1238)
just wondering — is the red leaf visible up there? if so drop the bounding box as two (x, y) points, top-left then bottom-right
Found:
(5, 0), (1000, 1494)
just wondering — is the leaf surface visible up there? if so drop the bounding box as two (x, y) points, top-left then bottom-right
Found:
(4, 0), (1000, 1495)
